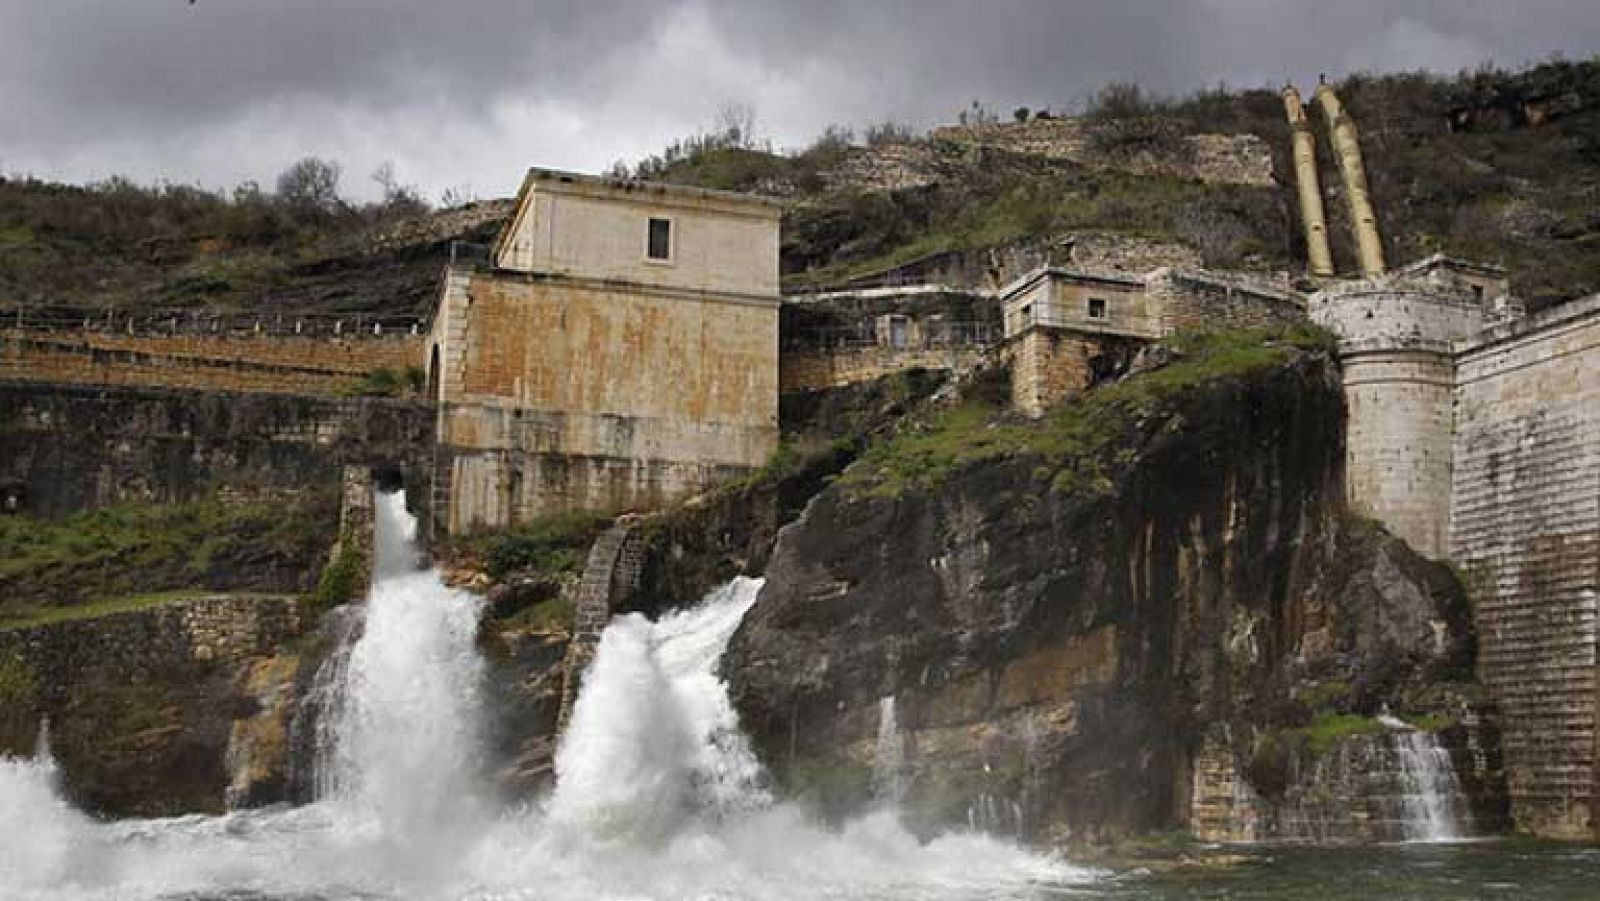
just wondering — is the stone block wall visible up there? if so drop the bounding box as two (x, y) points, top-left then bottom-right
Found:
(8, 596), (302, 706)
(1150, 270), (1306, 334)
(929, 119), (1276, 187)
(1340, 347), (1457, 558)
(434, 271), (778, 532)
(0, 382), (434, 520)
(1003, 329), (1096, 417)
(779, 345), (987, 393)
(1450, 295), (1600, 839)
(0, 329), (425, 398)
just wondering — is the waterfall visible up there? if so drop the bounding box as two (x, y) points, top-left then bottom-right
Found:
(872, 695), (906, 806)
(0, 494), (1091, 900)
(1379, 715), (1467, 842)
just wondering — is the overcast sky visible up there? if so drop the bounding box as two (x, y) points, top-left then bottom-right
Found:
(2, 1), (1596, 202)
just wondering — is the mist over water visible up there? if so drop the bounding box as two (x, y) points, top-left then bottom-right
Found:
(0, 491), (1089, 901)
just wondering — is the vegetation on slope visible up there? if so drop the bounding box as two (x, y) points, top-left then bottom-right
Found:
(5, 58), (1597, 317)
(0, 491), (336, 619)
(636, 57), (1600, 304)
(839, 324), (1337, 500)
(0, 159), (499, 318)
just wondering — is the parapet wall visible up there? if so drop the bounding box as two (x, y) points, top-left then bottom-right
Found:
(1150, 269), (1305, 334)
(0, 381), (434, 520)
(0, 326), (425, 398)
(1450, 295), (1600, 839)
(779, 345), (988, 393)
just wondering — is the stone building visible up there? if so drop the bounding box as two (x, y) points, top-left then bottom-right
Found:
(426, 169), (782, 534)
(998, 266), (1305, 416)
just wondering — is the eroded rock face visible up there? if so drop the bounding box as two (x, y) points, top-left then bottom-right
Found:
(724, 349), (1504, 844)
(0, 596), (304, 816)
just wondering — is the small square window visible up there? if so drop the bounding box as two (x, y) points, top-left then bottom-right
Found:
(1087, 298), (1108, 319)
(647, 217), (672, 261)
(1471, 284), (1485, 302)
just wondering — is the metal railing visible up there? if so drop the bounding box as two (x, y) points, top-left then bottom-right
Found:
(0, 306), (427, 340)
(782, 320), (999, 352)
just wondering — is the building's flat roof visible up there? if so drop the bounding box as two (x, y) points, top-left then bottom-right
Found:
(999, 266), (1146, 300)
(520, 167), (786, 211)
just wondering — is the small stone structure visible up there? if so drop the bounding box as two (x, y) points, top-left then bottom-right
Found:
(998, 266), (1306, 416)
(428, 169), (782, 535)
(929, 118), (1276, 187)
(780, 287), (999, 393)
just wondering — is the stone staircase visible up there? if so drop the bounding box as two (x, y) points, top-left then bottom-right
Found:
(555, 521), (642, 730)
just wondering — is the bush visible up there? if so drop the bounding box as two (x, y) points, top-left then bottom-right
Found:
(480, 511), (612, 580)
(308, 531), (367, 616)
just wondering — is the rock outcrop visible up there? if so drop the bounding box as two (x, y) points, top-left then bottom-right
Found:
(725, 331), (1505, 844)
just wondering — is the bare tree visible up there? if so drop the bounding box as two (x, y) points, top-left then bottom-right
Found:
(714, 102), (762, 150)
(275, 156), (342, 218)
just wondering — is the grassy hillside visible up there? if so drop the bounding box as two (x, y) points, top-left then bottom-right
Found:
(645, 57), (1600, 306)
(0, 173), (505, 319)
(2, 57), (1597, 316)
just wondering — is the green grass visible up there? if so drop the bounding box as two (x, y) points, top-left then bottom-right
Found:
(0, 590), (292, 632)
(0, 493), (333, 616)
(0, 648), (37, 707)
(498, 596), (576, 633)
(1299, 712), (1385, 755)
(839, 325), (1333, 500)
(308, 530), (366, 616)
(466, 510), (613, 581)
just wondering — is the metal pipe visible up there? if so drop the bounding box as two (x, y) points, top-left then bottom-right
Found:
(1282, 86), (1335, 277)
(1315, 84), (1387, 277)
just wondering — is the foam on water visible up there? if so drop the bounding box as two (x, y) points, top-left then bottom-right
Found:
(0, 491), (1093, 900)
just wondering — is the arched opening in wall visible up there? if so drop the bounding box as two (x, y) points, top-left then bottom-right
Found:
(428, 345), (442, 403)
(373, 465), (405, 494)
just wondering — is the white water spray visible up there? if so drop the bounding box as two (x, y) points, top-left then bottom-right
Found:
(1379, 714), (1468, 842)
(0, 492), (1091, 900)
(872, 695), (906, 807)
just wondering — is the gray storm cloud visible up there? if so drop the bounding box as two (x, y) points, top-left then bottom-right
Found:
(0, 0), (1595, 201)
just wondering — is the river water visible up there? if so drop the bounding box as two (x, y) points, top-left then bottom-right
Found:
(0, 491), (1595, 900)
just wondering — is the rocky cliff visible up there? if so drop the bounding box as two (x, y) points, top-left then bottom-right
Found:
(724, 328), (1505, 844)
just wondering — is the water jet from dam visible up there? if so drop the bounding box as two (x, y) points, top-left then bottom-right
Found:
(0, 490), (1090, 900)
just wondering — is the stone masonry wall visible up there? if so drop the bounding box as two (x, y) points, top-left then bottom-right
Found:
(8, 596), (303, 702)
(0, 329), (425, 399)
(1341, 347), (1458, 559)
(1003, 329), (1096, 418)
(779, 345), (988, 393)
(1451, 295), (1600, 839)
(0, 381), (434, 520)
(1151, 270), (1306, 334)
(929, 119), (1276, 187)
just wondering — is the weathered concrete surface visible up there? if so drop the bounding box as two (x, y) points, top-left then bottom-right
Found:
(1451, 294), (1600, 839)
(434, 273), (778, 531)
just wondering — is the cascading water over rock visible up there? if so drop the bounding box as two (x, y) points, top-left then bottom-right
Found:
(0, 488), (1089, 900)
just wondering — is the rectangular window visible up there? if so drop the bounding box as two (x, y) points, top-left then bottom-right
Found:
(647, 217), (672, 261)
(1088, 297), (1108, 319)
(1471, 284), (1485, 302)
(888, 316), (909, 349)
